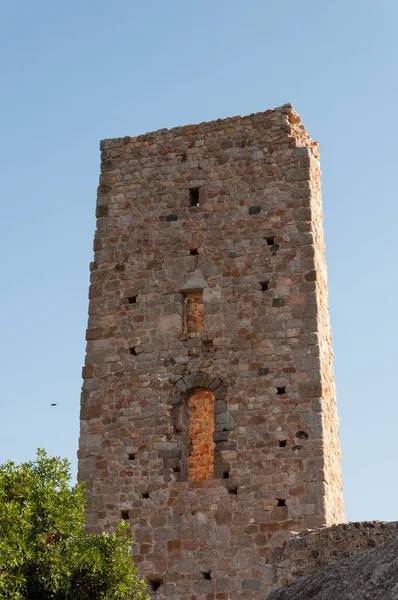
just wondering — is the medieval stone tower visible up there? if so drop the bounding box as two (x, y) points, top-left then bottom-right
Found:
(78, 104), (344, 599)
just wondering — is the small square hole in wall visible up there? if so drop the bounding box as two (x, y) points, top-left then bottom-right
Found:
(276, 386), (286, 396)
(129, 347), (137, 356)
(265, 236), (275, 246)
(189, 187), (200, 207)
(127, 453), (136, 461)
(120, 510), (129, 520)
(223, 471), (230, 479)
(201, 571), (212, 580)
(190, 248), (199, 256)
(128, 295), (137, 304)
(203, 339), (213, 353)
(147, 577), (163, 592)
(260, 281), (269, 292)
(227, 486), (238, 495)
(141, 491), (150, 499)
(277, 498), (286, 507)
(279, 440), (287, 448)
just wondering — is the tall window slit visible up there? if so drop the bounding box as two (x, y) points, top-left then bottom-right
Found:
(183, 290), (203, 333)
(187, 388), (215, 481)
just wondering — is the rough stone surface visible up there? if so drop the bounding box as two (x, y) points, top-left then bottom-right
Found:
(268, 528), (398, 600)
(78, 104), (344, 599)
(268, 520), (398, 595)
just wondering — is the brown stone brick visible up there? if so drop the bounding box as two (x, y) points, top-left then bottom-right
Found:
(167, 539), (182, 552)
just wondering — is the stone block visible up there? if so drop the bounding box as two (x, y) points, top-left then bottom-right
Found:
(242, 579), (262, 590)
(158, 448), (182, 458)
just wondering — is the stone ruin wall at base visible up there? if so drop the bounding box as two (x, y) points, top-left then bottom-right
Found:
(78, 104), (345, 599)
(268, 520), (398, 595)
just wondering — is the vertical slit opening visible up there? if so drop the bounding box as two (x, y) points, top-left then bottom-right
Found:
(183, 290), (203, 333)
(189, 187), (201, 207)
(187, 388), (215, 481)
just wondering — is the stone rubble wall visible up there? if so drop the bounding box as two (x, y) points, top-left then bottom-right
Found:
(268, 521), (398, 596)
(269, 533), (398, 600)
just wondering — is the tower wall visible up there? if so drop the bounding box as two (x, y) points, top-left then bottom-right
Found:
(78, 104), (344, 599)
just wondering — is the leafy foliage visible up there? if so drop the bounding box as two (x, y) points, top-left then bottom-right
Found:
(0, 450), (149, 599)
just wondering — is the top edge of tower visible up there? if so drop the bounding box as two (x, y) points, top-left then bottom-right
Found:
(99, 103), (319, 159)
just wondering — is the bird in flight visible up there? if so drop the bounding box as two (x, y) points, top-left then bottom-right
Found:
(50, 403), (57, 407)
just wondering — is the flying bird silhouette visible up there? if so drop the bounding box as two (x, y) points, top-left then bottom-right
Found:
(50, 403), (57, 407)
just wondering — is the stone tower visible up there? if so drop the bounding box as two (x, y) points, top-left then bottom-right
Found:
(78, 104), (344, 599)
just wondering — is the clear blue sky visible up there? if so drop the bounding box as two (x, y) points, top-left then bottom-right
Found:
(1, 0), (397, 523)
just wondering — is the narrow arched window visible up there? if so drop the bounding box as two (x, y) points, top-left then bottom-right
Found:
(186, 388), (215, 481)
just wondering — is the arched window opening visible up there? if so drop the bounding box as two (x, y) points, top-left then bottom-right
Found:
(183, 290), (203, 333)
(187, 388), (215, 481)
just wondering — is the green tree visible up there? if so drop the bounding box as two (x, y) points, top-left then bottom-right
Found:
(0, 450), (149, 600)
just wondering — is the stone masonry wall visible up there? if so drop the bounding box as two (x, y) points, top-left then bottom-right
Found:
(268, 521), (398, 596)
(78, 104), (344, 599)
